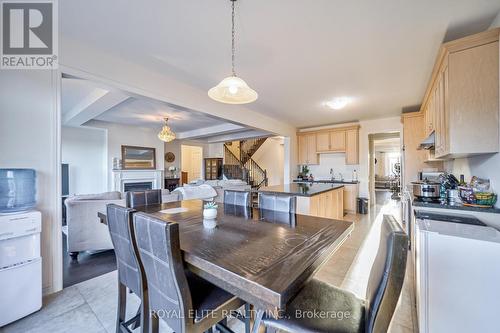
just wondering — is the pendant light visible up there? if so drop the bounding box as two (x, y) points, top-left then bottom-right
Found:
(208, 0), (258, 104)
(158, 117), (176, 142)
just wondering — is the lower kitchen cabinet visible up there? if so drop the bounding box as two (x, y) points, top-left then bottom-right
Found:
(296, 187), (344, 220)
(343, 184), (358, 214)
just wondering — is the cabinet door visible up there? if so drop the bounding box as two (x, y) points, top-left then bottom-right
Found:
(306, 134), (318, 164)
(316, 132), (330, 152)
(330, 130), (346, 151)
(343, 184), (358, 213)
(298, 135), (308, 164)
(345, 129), (359, 165)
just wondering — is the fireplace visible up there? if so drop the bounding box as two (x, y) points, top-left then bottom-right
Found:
(123, 181), (153, 192)
(112, 169), (163, 192)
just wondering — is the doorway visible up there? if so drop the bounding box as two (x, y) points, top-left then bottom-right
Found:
(368, 133), (401, 205)
(181, 145), (203, 182)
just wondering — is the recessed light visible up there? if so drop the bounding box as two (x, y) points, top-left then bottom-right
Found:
(324, 97), (351, 110)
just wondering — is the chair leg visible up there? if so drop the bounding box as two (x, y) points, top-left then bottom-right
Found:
(264, 326), (277, 333)
(116, 282), (126, 333)
(130, 304), (141, 330)
(245, 304), (251, 333)
(252, 310), (264, 333)
(150, 312), (159, 333)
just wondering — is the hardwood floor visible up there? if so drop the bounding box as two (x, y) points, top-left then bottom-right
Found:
(62, 235), (116, 288)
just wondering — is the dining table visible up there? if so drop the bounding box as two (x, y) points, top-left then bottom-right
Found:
(99, 199), (354, 332)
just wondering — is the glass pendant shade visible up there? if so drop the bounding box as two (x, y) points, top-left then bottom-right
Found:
(208, 76), (258, 104)
(158, 118), (176, 142)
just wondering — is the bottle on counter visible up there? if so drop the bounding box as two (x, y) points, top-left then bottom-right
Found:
(352, 169), (357, 181)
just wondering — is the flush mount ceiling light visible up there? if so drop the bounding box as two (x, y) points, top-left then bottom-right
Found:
(208, 0), (258, 104)
(324, 97), (352, 110)
(158, 117), (176, 142)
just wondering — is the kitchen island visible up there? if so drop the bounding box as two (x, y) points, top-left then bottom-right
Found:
(258, 183), (344, 219)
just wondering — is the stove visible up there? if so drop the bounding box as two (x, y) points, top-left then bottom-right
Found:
(413, 197), (441, 204)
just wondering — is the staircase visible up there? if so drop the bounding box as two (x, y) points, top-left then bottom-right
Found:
(223, 138), (268, 189)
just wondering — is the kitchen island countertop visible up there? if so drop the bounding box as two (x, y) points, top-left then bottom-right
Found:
(257, 183), (344, 197)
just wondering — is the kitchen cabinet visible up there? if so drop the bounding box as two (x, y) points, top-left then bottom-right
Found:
(329, 130), (346, 151)
(401, 112), (443, 186)
(298, 133), (318, 165)
(316, 130), (345, 152)
(298, 125), (359, 165)
(343, 183), (358, 214)
(304, 187), (344, 220)
(421, 28), (499, 159)
(345, 128), (359, 165)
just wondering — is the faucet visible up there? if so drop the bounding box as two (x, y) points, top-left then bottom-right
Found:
(330, 168), (335, 181)
(339, 172), (344, 181)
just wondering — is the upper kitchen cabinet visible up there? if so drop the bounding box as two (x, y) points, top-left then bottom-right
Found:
(421, 28), (499, 159)
(316, 129), (346, 152)
(345, 128), (359, 165)
(298, 133), (319, 165)
(298, 125), (359, 165)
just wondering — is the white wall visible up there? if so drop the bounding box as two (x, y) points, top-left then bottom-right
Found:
(86, 120), (165, 190)
(164, 140), (182, 173)
(252, 137), (285, 186)
(0, 71), (61, 294)
(62, 126), (107, 194)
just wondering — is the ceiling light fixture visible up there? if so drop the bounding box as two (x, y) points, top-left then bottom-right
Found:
(158, 117), (176, 142)
(324, 97), (351, 110)
(208, 0), (258, 104)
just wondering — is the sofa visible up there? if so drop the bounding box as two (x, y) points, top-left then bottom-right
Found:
(63, 190), (179, 260)
(185, 179), (251, 203)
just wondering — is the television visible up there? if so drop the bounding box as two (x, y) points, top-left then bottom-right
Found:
(61, 164), (69, 196)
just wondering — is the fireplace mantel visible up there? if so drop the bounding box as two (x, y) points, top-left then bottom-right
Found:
(112, 169), (164, 192)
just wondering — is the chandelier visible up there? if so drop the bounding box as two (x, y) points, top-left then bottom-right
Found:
(208, 0), (258, 104)
(158, 118), (176, 142)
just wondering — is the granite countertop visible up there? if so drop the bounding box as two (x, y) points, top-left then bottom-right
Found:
(258, 183), (344, 197)
(411, 196), (500, 214)
(293, 179), (360, 185)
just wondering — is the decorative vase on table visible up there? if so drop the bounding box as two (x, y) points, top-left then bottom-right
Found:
(202, 202), (218, 228)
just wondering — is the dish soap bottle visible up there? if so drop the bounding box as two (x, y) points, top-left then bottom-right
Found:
(352, 169), (357, 181)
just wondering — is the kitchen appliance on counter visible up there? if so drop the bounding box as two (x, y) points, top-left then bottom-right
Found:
(411, 180), (441, 201)
(0, 210), (42, 326)
(414, 213), (500, 333)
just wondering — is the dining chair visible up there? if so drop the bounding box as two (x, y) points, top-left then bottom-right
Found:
(106, 204), (148, 333)
(259, 214), (408, 333)
(258, 193), (296, 226)
(132, 212), (246, 333)
(126, 189), (162, 208)
(224, 189), (251, 207)
(258, 193), (296, 213)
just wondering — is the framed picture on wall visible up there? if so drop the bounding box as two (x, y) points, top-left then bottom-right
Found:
(121, 145), (156, 170)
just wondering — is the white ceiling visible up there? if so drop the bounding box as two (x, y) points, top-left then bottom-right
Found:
(95, 97), (227, 133)
(60, 0), (500, 128)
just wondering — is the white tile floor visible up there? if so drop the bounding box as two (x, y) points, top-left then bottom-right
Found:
(2, 196), (416, 333)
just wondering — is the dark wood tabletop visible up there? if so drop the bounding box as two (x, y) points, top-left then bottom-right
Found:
(128, 199), (353, 312)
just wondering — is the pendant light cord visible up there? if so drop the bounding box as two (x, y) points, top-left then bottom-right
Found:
(231, 0), (236, 77)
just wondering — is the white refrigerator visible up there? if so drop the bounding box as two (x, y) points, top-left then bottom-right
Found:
(0, 211), (42, 327)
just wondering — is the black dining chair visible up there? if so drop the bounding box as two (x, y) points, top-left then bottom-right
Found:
(224, 189), (251, 207)
(106, 204), (148, 333)
(132, 212), (246, 333)
(259, 214), (408, 333)
(258, 193), (296, 213)
(258, 193), (296, 226)
(126, 189), (162, 208)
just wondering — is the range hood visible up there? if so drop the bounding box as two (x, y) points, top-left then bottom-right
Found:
(418, 131), (435, 150)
